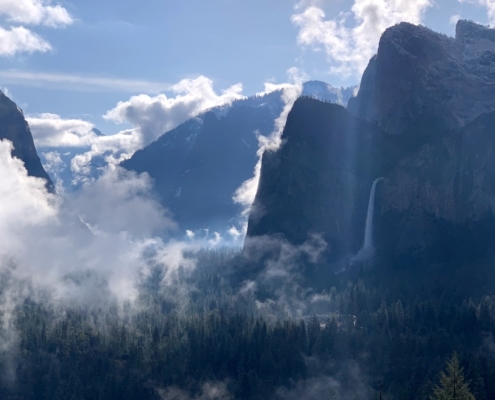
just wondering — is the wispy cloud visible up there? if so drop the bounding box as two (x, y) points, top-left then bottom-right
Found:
(0, 70), (171, 93)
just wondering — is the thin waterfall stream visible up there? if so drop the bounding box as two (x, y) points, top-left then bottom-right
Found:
(347, 177), (383, 266)
(362, 177), (383, 251)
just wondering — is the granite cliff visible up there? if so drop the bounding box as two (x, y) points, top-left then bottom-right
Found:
(0, 91), (53, 188)
(244, 21), (495, 291)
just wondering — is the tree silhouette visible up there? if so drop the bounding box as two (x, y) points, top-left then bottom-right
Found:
(431, 353), (475, 400)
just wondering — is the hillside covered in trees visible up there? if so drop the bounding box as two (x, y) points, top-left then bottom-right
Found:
(0, 250), (493, 400)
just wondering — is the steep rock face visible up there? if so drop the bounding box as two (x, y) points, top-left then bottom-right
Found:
(245, 22), (495, 283)
(348, 20), (495, 136)
(376, 111), (495, 263)
(246, 101), (495, 283)
(0, 91), (53, 188)
(246, 98), (407, 262)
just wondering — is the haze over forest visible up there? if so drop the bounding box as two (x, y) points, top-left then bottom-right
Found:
(2, 1), (495, 399)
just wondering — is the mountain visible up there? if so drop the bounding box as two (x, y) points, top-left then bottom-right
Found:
(348, 20), (495, 136)
(0, 91), (53, 189)
(121, 81), (354, 235)
(243, 21), (495, 295)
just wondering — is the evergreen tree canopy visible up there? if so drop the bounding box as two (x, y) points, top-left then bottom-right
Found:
(431, 353), (476, 400)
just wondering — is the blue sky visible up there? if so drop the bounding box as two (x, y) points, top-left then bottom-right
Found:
(0, 0), (492, 140)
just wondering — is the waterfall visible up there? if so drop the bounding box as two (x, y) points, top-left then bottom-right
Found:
(362, 177), (382, 250)
(336, 177), (383, 273)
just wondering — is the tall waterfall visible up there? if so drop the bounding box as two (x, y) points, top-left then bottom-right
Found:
(362, 177), (382, 251)
(336, 177), (383, 273)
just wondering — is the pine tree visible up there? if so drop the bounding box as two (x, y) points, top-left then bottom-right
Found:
(431, 353), (476, 400)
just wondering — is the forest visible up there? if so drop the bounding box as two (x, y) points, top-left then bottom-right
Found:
(0, 249), (492, 400)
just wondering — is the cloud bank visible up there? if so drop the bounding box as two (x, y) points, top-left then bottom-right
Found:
(291, 0), (431, 77)
(0, 137), (193, 307)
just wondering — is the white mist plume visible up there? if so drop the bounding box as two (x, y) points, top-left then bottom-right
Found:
(233, 68), (305, 220)
(240, 233), (328, 319)
(276, 362), (371, 400)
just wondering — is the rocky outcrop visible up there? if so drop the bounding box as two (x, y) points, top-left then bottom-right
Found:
(0, 91), (53, 188)
(376, 110), (495, 263)
(348, 20), (495, 136)
(245, 21), (495, 279)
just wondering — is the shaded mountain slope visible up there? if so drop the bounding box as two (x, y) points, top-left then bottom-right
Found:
(0, 91), (53, 188)
(122, 81), (354, 234)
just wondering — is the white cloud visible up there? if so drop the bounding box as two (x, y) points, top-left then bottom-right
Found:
(0, 139), (59, 252)
(0, 0), (72, 57)
(0, 70), (171, 93)
(0, 26), (51, 56)
(483, 0), (495, 25)
(0, 139), (182, 304)
(28, 113), (97, 147)
(30, 76), (246, 187)
(73, 128), (141, 158)
(0, 0), (73, 27)
(70, 167), (175, 239)
(291, 0), (431, 77)
(41, 150), (64, 178)
(459, 0), (495, 25)
(104, 75), (246, 144)
(68, 129), (143, 183)
(450, 14), (461, 24)
(256, 68), (309, 97)
(28, 113), (143, 185)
